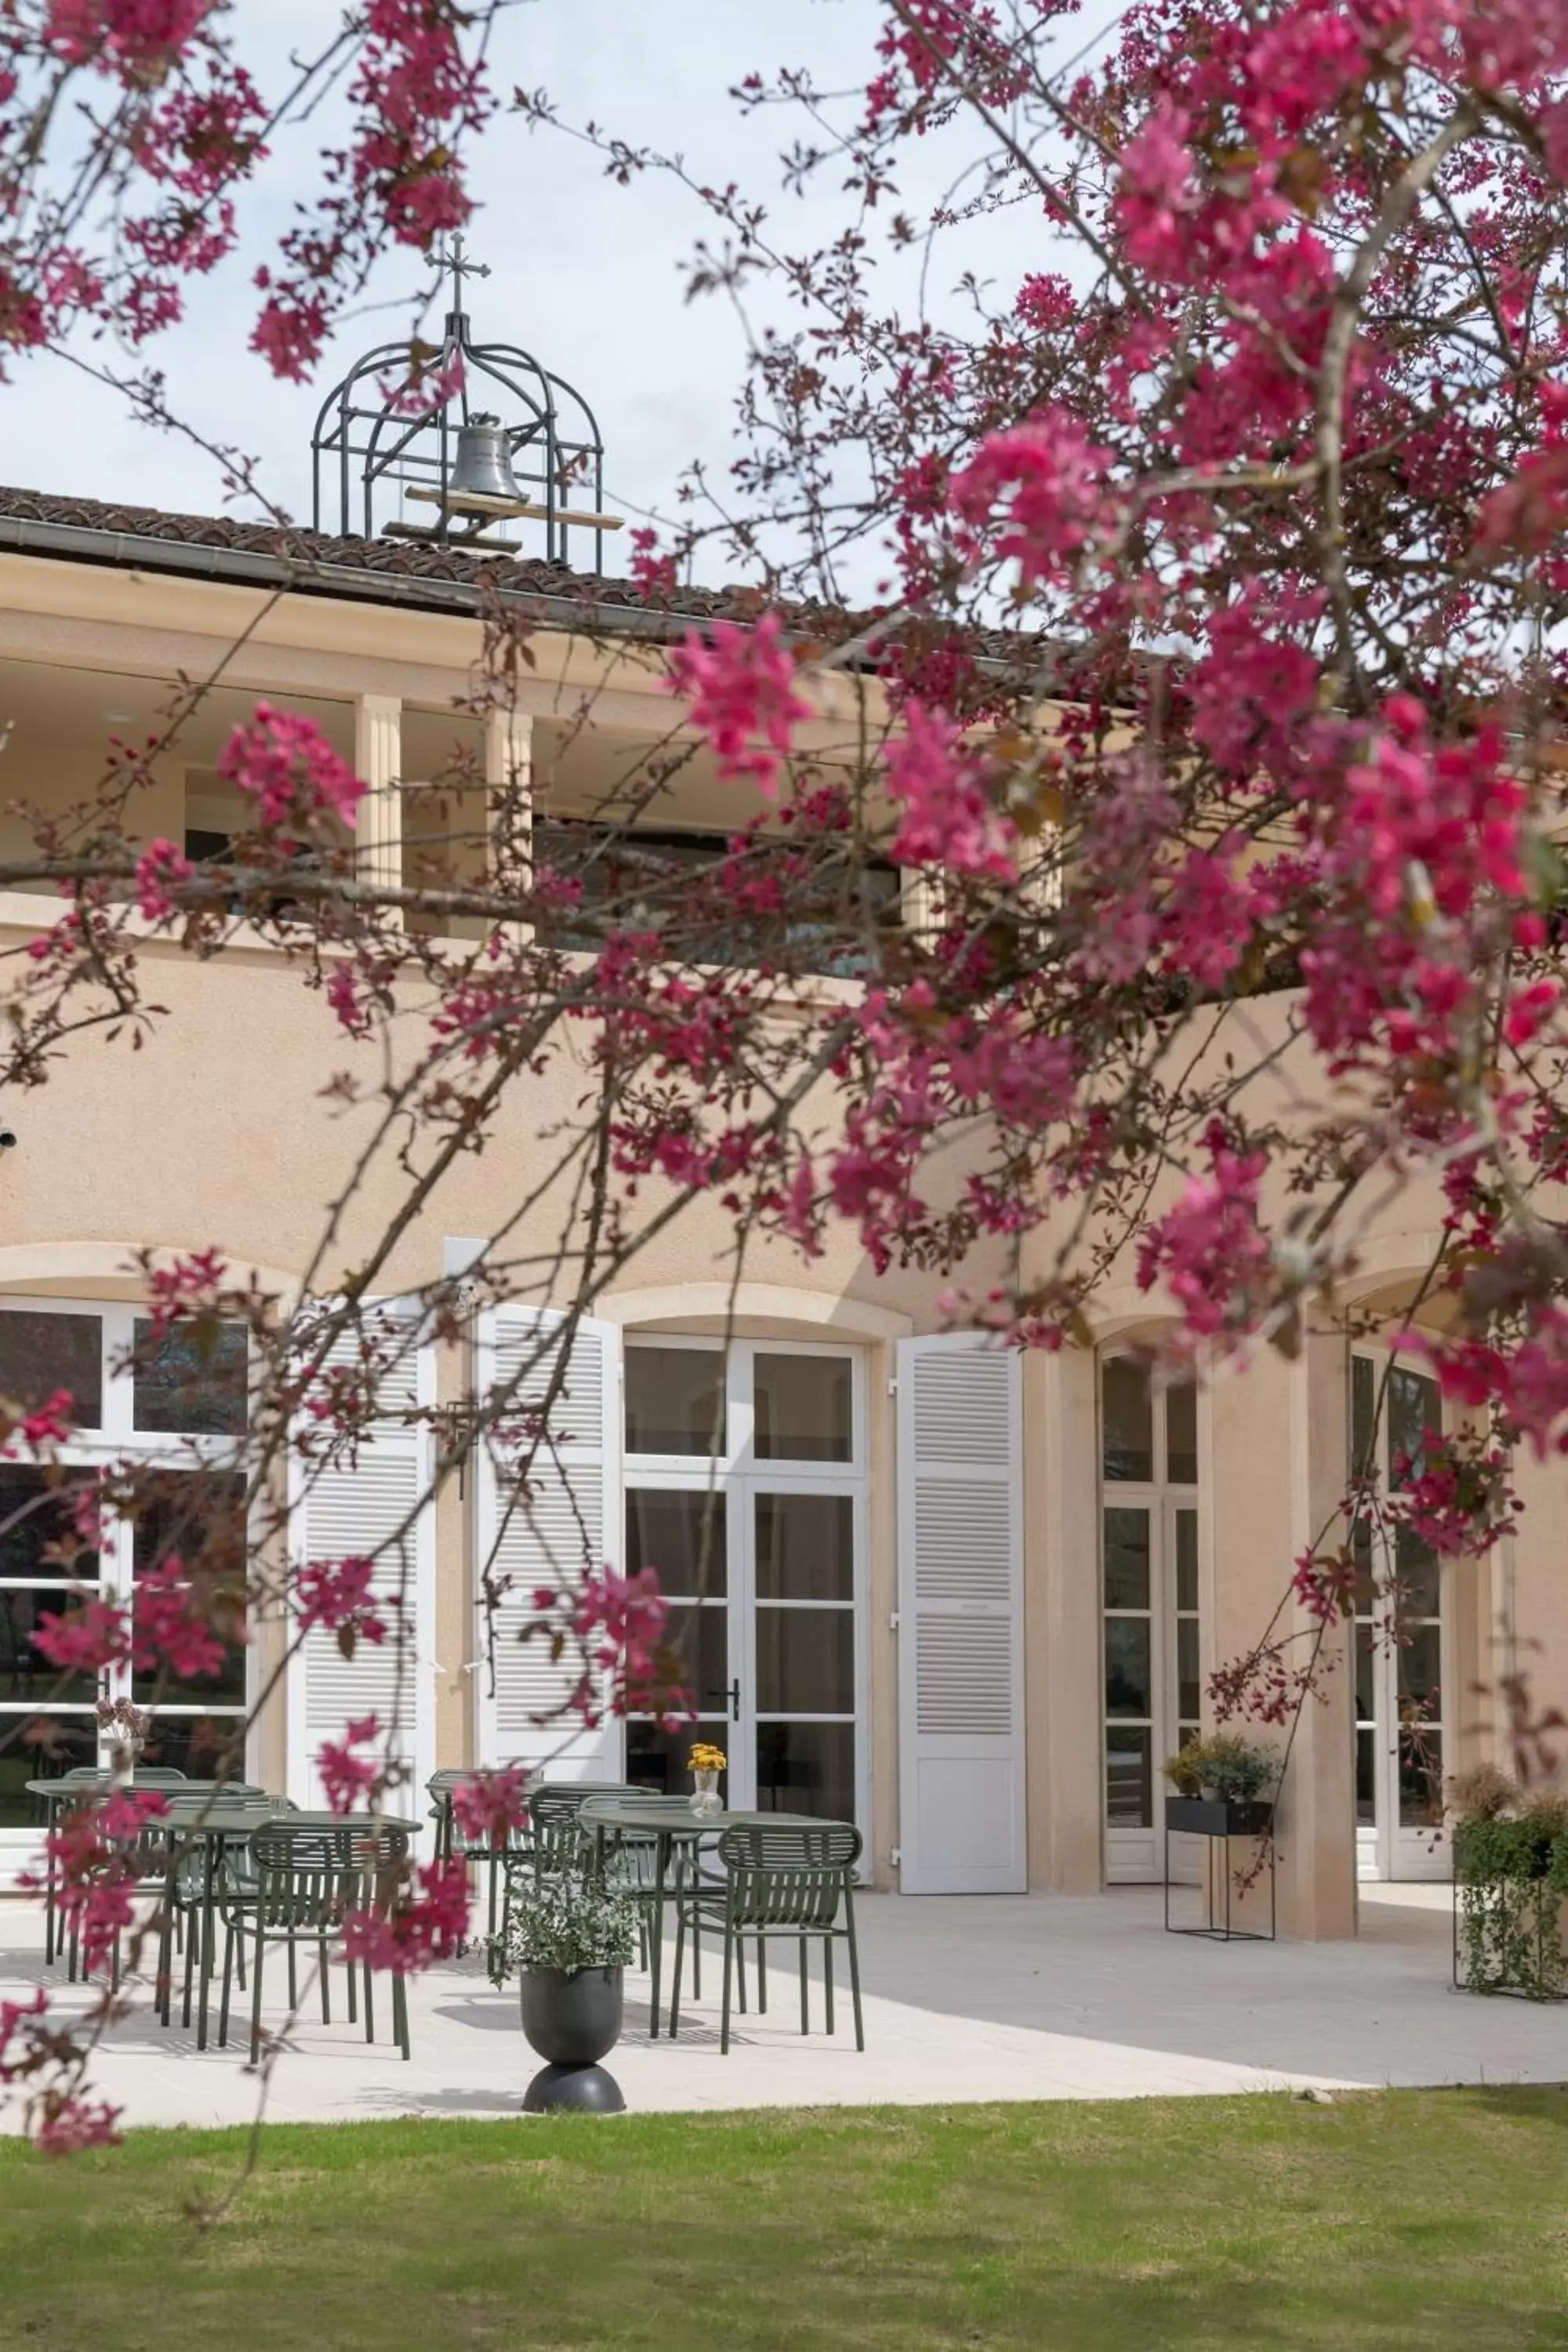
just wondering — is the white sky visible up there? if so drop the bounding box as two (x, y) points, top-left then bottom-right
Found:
(2, 0), (1120, 581)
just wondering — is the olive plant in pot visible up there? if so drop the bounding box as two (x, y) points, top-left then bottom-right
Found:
(488, 1876), (641, 2111)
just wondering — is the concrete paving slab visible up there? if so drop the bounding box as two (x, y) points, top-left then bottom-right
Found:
(2, 1885), (1559, 2131)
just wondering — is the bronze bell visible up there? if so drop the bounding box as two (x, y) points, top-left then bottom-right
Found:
(448, 412), (521, 503)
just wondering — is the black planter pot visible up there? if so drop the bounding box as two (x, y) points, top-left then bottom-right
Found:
(519, 1966), (624, 2066)
(1165, 1795), (1274, 1837)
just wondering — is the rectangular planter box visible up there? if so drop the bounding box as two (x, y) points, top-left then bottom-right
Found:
(1165, 1796), (1274, 1838)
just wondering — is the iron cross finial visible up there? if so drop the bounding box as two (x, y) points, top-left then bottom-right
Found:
(445, 233), (491, 298)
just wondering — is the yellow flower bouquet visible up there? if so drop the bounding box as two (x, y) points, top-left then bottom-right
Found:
(689, 1740), (727, 1816)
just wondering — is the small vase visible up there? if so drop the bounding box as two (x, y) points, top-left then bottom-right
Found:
(689, 1769), (723, 1818)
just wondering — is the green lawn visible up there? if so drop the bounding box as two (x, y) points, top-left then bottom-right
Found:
(3, 2092), (1568, 2349)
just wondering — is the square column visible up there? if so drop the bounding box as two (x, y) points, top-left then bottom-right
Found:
(354, 693), (403, 921)
(1209, 1325), (1358, 1938)
(1026, 1343), (1104, 1891)
(485, 707), (533, 925)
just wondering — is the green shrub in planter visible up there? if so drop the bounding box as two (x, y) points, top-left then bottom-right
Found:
(1453, 1794), (1568, 2001)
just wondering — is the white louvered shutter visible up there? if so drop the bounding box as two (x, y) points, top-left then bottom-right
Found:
(895, 1334), (1025, 1893)
(287, 1302), (436, 1809)
(473, 1305), (622, 1778)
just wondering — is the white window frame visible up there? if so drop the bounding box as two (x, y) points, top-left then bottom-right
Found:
(0, 1296), (256, 1874)
(622, 1335), (869, 1838)
(1351, 1343), (1451, 1884)
(1098, 1352), (1203, 1885)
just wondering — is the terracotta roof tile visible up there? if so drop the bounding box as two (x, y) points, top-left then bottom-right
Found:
(0, 481), (759, 629)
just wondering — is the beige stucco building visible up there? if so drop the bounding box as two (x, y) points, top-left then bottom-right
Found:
(0, 484), (1556, 1935)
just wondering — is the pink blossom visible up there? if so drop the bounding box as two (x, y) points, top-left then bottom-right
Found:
(1137, 1136), (1273, 1341)
(948, 408), (1112, 587)
(131, 1559), (232, 1682)
(296, 1555), (388, 1645)
(885, 701), (1016, 880)
(219, 703), (365, 831)
(341, 1857), (470, 1973)
(32, 1595), (132, 1678)
(666, 613), (811, 800)
(318, 1714), (383, 1816)
(133, 838), (193, 923)
(1113, 99), (1200, 278)
(33, 2093), (124, 2158)
(449, 1766), (529, 1848)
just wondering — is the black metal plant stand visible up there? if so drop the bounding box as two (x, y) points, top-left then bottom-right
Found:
(1163, 1797), (1276, 1942)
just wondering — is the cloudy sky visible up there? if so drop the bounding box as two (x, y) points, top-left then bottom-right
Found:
(4, 1), (1119, 579)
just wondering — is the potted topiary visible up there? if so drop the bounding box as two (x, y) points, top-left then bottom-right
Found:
(488, 1876), (641, 2110)
(1162, 1732), (1278, 1836)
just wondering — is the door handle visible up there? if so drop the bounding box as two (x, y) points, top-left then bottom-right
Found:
(728, 1679), (741, 1723)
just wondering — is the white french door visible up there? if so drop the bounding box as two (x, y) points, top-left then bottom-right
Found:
(1352, 1352), (1450, 1882)
(621, 1338), (868, 1834)
(1100, 1355), (1203, 1884)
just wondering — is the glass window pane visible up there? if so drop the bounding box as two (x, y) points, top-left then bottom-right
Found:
(753, 1354), (852, 1463)
(653, 1603), (729, 1716)
(624, 1347), (724, 1457)
(1102, 1508), (1150, 1610)
(1174, 1509), (1199, 1613)
(2, 1589), (100, 1700)
(755, 1607), (854, 1715)
(626, 1717), (728, 1796)
(1356, 1726), (1377, 1825)
(139, 1714), (245, 1780)
(1165, 1378), (1198, 1483)
(1102, 1358), (1152, 1481)
(756, 1720), (855, 1821)
(0, 1311), (102, 1428)
(1388, 1365), (1439, 1478)
(1398, 1626), (1443, 1709)
(1177, 1619), (1200, 1722)
(132, 1321), (247, 1436)
(130, 1472), (248, 1704)
(0, 1718), (96, 1828)
(1399, 1729), (1443, 1828)
(1105, 1726), (1152, 1828)
(1356, 1624), (1376, 1721)
(1104, 1617), (1152, 1718)
(1351, 1354), (1376, 1481)
(624, 1489), (726, 1597)
(753, 1493), (853, 1601)
(0, 1466), (98, 1582)
(1395, 1527), (1441, 1619)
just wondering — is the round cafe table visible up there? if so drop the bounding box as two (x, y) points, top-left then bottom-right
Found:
(577, 1796), (822, 2039)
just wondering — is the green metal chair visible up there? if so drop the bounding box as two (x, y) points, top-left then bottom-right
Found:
(595, 1795), (706, 1979)
(157, 1790), (275, 2027)
(670, 1820), (865, 2055)
(217, 1820), (412, 2063)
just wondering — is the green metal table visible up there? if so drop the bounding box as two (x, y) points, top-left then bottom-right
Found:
(578, 1797), (822, 2039)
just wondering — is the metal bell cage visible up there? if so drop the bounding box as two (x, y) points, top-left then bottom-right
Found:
(310, 242), (621, 571)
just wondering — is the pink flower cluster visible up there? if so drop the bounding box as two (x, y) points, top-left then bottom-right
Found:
(1136, 1134), (1274, 1340)
(885, 702), (1015, 880)
(449, 1766), (529, 1848)
(340, 1857), (470, 1973)
(318, 1713), (383, 1817)
(667, 613), (811, 800)
(218, 702), (365, 834)
(296, 1555), (389, 1647)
